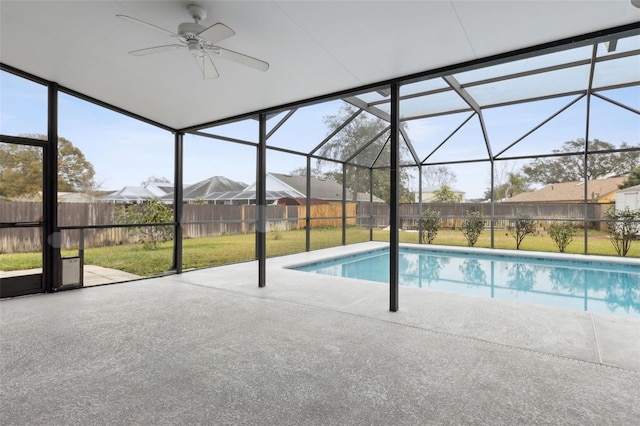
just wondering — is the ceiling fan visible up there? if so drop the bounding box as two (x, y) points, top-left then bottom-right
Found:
(117, 4), (269, 79)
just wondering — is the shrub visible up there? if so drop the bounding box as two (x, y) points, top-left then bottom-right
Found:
(461, 210), (485, 247)
(418, 207), (441, 244)
(549, 221), (577, 253)
(507, 214), (535, 250)
(115, 198), (173, 249)
(604, 207), (640, 257)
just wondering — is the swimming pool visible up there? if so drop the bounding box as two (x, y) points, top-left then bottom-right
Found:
(291, 246), (640, 318)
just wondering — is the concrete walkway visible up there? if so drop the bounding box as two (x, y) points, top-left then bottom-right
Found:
(0, 265), (140, 286)
(1, 242), (639, 425)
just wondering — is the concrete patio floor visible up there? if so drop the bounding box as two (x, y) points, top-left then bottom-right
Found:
(1, 242), (639, 425)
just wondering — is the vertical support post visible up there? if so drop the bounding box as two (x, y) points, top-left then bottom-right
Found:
(342, 162), (347, 245)
(43, 82), (59, 293)
(369, 167), (374, 241)
(173, 132), (184, 273)
(79, 228), (85, 287)
(257, 114), (267, 287)
(389, 83), (400, 312)
(305, 155), (311, 251)
(584, 45), (597, 255)
(418, 164), (423, 244)
(490, 160), (495, 249)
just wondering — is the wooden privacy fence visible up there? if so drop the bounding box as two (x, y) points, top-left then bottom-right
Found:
(1, 201), (357, 253)
(362, 202), (611, 230)
(299, 203), (357, 228)
(1, 201), (611, 253)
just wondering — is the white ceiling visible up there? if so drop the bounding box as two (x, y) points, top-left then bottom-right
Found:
(1, 1), (639, 130)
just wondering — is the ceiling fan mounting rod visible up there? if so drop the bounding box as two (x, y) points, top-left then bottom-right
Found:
(188, 4), (207, 23)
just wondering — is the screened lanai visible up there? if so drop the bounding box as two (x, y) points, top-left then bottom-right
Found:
(1, 2), (639, 308)
(3, 4), (640, 424)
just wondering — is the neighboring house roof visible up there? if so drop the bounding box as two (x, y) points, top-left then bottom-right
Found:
(57, 192), (99, 203)
(103, 181), (197, 203)
(270, 173), (342, 200)
(504, 177), (626, 203)
(101, 186), (160, 203)
(181, 176), (247, 201)
(202, 190), (299, 203)
(618, 184), (640, 193)
(104, 173), (385, 204)
(146, 183), (174, 196)
(241, 172), (383, 202)
(266, 172), (385, 203)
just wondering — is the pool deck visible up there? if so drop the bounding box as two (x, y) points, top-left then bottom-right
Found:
(2, 242), (639, 424)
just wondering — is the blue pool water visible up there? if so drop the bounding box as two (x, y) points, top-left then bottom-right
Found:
(292, 247), (640, 318)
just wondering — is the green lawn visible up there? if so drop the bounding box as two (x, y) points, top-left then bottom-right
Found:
(1, 227), (638, 277)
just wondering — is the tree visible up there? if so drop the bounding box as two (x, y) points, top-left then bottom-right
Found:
(507, 214), (535, 250)
(458, 259), (486, 284)
(522, 139), (640, 185)
(418, 207), (441, 244)
(484, 172), (531, 201)
(0, 144), (43, 197)
(549, 221), (577, 253)
(422, 166), (456, 189)
(506, 264), (535, 291)
(432, 185), (463, 203)
(619, 168), (640, 189)
(317, 105), (412, 204)
(115, 198), (173, 249)
(461, 210), (485, 247)
(0, 135), (95, 198)
(289, 165), (322, 178)
(57, 136), (96, 192)
(604, 207), (640, 257)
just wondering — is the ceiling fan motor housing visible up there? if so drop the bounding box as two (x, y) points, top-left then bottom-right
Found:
(188, 40), (203, 57)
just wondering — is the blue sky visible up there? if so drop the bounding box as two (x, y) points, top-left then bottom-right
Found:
(1, 69), (638, 199)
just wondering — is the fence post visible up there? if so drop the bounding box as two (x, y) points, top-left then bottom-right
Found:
(241, 204), (246, 234)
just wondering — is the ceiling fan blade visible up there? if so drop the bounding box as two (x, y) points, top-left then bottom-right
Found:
(116, 15), (177, 37)
(197, 22), (235, 44)
(208, 47), (269, 72)
(129, 45), (184, 56)
(193, 52), (219, 79)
